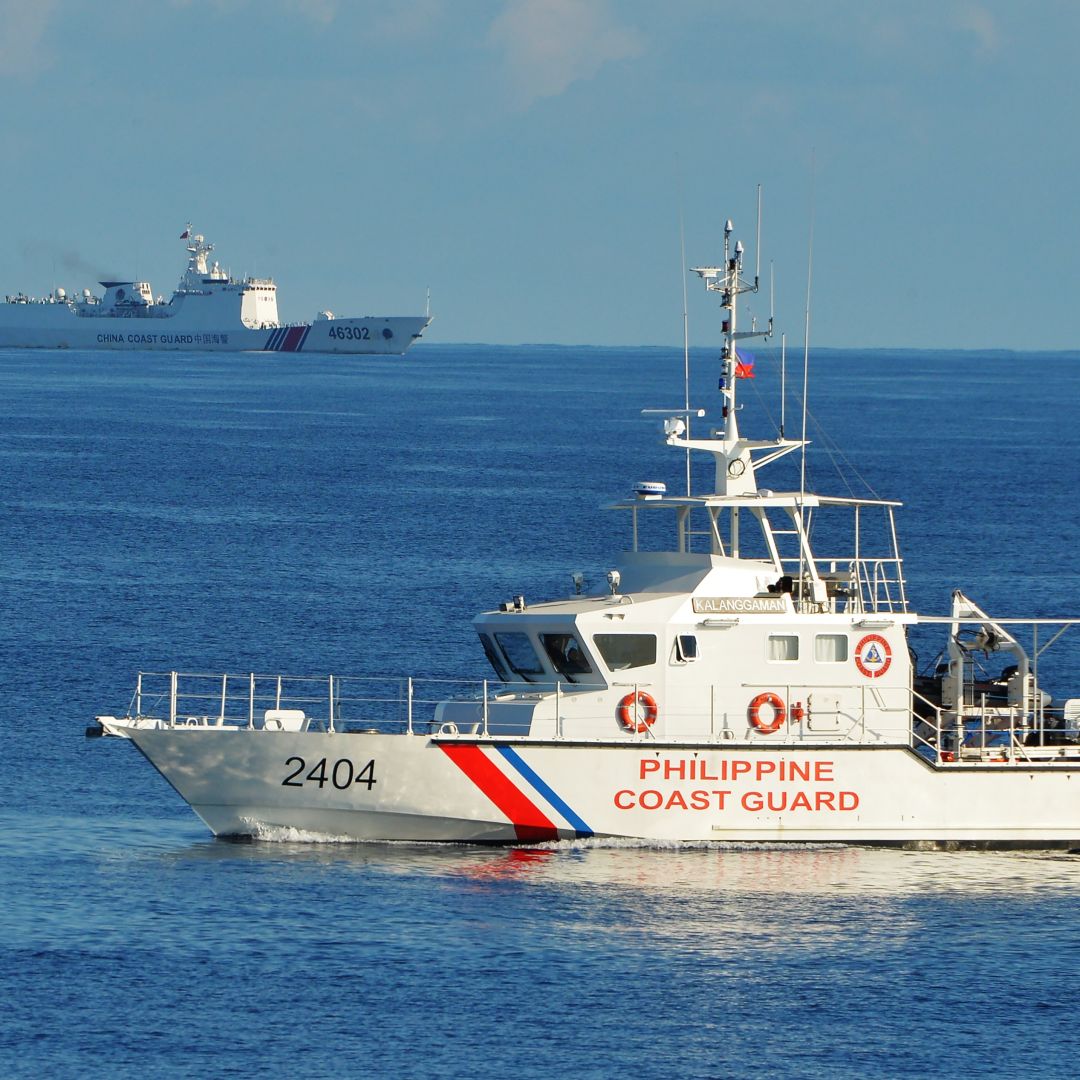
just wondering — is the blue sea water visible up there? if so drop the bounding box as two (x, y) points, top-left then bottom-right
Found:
(3, 343), (1080, 1079)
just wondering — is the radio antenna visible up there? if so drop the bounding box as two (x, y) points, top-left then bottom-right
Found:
(780, 331), (787, 439)
(755, 184), (762, 288)
(679, 205), (691, 496)
(797, 159), (816, 601)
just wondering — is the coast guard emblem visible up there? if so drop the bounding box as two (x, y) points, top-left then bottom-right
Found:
(854, 634), (892, 678)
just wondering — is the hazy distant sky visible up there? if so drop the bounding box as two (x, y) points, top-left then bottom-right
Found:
(2, 0), (1077, 349)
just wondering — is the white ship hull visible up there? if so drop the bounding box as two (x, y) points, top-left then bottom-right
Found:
(0, 310), (431, 354)
(125, 728), (1080, 847)
(3, 223), (431, 354)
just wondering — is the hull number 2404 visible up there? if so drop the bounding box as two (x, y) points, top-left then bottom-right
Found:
(282, 756), (377, 790)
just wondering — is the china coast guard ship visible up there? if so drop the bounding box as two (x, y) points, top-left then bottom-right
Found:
(0, 226), (431, 354)
(92, 216), (1080, 847)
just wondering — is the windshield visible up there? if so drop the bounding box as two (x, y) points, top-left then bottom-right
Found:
(494, 632), (546, 682)
(479, 633), (511, 681)
(539, 632), (596, 683)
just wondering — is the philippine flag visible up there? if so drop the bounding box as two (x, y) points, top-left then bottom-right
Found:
(735, 347), (755, 379)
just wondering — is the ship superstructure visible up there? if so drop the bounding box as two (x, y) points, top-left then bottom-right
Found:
(1, 225), (431, 354)
(91, 213), (1080, 847)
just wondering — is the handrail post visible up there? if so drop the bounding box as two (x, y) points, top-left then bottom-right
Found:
(136, 672), (143, 718)
(482, 680), (489, 736)
(1033, 624), (1041, 745)
(556, 680), (562, 738)
(329, 674), (335, 733)
(220, 673), (227, 725)
(276, 674), (282, 710)
(407, 677), (414, 735)
(248, 672), (255, 730)
(169, 671), (177, 728)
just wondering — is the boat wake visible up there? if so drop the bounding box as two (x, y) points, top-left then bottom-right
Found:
(233, 819), (848, 853)
(234, 820), (358, 844)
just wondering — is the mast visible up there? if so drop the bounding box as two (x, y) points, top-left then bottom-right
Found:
(629, 202), (904, 614)
(178, 225), (222, 292)
(686, 211), (777, 496)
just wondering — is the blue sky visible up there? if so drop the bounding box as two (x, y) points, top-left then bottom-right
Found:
(2, 0), (1078, 348)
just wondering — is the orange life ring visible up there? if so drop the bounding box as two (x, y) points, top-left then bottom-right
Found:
(748, 692), (786, 734)
(617, 691), (658, 733)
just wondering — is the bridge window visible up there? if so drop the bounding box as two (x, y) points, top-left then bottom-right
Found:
(768, 635), (800, 662)
(479, 633), (511, 681)
(494, 632), (546, 682)
(594, 634), (657, 670)
(540, 633), (595, 683)
(815, 634), (849, 663)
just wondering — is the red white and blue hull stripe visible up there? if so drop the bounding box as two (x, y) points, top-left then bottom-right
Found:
(263, 325), (312, 352)
(440, 742), (593, 841)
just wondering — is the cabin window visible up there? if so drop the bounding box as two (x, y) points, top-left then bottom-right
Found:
(479, 633), (511, 681)
(767, 635), (800, 662)
(593, 634), (657, 670)
(494, 632), (546, 682)
(815, 634), (849, 663)
(675, 635), (698, 663)
(539, 633), (595, 683)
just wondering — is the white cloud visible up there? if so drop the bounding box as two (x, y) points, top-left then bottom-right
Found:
(0, 0), (57, 78)
(952, 3), (1000, 57)
(279, 0), (448, 34)
(371, 0), (447, 39)
(283, 0), (339, 25)
(488, 0), (645, 108)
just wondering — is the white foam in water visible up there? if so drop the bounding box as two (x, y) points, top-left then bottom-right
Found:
(235, 822), (849, 851)
(236, 821), (493, 848)
(238, 819), (358, 844)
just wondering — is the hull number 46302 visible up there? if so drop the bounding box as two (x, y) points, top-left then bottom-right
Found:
(328, 325), (370, 340)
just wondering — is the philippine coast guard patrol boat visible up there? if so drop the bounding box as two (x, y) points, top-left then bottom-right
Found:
(0, 226), (431, 354)
(92, 218), (1080, 847)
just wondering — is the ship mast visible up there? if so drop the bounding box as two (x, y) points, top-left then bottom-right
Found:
(177, 225), (218, 293)
(707, 217), (769, 440)
(681, 212), (789, 497)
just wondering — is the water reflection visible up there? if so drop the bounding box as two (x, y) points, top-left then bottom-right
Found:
(8, 808), (1080, 977)
(142, 830), (1080, 899)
